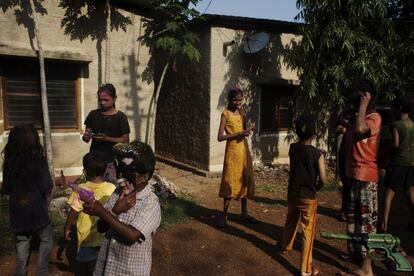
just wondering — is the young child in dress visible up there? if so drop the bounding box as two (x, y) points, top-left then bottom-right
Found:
(63, 152), (116, 275)
(382, 94), (414, 233)
(280, 115), (329, 276)
(1, 124), (54, 276)
(217, 87), (256, 227)
(82, 141), (161, 276)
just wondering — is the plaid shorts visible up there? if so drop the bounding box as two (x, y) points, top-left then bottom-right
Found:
(346, 179), (378, 256)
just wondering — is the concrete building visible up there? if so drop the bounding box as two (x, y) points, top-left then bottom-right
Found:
(155, 15), (302, 175)
(0, 1), (304, 177)
(0, 0), (154, 177)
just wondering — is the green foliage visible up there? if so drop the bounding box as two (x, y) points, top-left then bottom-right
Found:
(288, 0), (414, 109)
(159, 196), (198, 227)
(141, 0), (203, 63)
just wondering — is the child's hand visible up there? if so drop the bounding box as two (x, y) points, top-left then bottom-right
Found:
(64, 228), (71, 241)
(82, 128), (92, 142)
(112, 191), (137, 215)
(359, 92), (371, 109)
(83, 199), (105, 216)
(92, 133), (108, 142)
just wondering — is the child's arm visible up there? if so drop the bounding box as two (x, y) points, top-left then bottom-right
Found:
(63, 208), (78, 241)
(83, 192), (142, 243)
(317, 154), (329, 190)
(392, 127), (400, 148)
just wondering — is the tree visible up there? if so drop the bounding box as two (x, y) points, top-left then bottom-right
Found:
(289, 0), (401, 108)
(28, 0), (54, 178)
(0, 0), (54, 177)
(141, 0), (202, 148)
(104, 0), (111, 82)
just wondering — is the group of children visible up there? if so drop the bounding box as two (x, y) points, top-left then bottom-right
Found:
(2, 79), (413, 275)
(2, 123), (160, 276)
(217, 80), (413, 276)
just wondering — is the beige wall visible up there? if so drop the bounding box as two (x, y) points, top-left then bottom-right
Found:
(209, 27), (301, 172)
(0, 1), (154, 176)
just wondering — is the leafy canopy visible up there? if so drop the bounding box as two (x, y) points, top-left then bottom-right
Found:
(289, 0), (413, 107)
(142, 0), (202, 63)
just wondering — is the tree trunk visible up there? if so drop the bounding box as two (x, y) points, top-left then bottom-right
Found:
(146, 63), (168, 149)
(28, 0), (54, 180)
(105, 0), (111, 83)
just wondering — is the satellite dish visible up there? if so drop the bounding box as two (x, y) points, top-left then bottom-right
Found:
(243, 32), (269, 54)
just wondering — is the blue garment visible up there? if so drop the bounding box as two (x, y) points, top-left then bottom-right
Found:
(15, 223), (53, 276)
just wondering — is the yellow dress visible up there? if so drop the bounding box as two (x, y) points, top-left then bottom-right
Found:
(219, 109), (255, 199)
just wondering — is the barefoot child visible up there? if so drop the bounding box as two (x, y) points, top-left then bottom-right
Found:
(217, 87), (256, 227)
(382, 94), (414, 233)
(280, 114), (329, 276)
(82, 141), (161, 275)
(63, 152), (116, 275)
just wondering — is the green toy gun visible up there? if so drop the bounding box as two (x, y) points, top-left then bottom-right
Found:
(321, 232), (412, 272)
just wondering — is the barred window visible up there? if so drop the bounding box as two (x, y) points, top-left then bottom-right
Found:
(260, 84), (294, 133)
(0, 57), (81, 130)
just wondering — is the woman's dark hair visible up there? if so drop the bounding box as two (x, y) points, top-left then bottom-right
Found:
(2, 124), (48, 191)
(399, 94), (414, 114)
(83, 152), (107, 179)
(294, 114), (316, 140)
(98, 83), (117, 98)
(227, 87), (243, 109)
(348, 79), (377, 107)
(227, 87), (243, 101)
(98, 83), (117, 108)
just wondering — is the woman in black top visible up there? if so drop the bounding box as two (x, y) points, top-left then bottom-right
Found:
(83, 84), (130, 183)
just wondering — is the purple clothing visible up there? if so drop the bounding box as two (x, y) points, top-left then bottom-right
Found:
(2, 167), (53, 233)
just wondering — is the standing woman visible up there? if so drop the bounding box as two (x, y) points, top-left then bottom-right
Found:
(2, 124), (54, 276)
(217, 87), (257, 227)
(83, 84), (130, 183)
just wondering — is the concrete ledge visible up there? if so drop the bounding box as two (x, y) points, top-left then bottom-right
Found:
(0, 44), (93, 62)
(156, 155), (221, 178)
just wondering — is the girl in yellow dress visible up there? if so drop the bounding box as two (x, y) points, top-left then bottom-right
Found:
(217, 87), (257, 227)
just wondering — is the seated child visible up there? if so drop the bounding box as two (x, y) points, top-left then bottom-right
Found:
(64, 152), (116, 275)
(82, 140), (161, 276)
(280, 114), (329, 276)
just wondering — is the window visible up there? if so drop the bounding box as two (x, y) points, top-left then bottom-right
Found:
(0, 57), (81, 130)
(260, 84), (294, 133)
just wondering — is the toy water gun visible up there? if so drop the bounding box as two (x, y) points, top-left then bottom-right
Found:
(68, 182), (95, 202)
(321, 232), (412, 272)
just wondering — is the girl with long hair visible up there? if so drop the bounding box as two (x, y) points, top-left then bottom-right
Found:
(2, 124), (53, 276)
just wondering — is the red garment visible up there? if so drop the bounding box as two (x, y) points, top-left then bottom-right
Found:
(345, 112), (382, 182)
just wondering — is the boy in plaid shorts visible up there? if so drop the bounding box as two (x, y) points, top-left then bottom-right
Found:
(83, 141), (161, 276)
(339, 79), (381, 276)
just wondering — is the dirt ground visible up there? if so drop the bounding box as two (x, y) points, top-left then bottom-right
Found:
(0, 162), (413, 275)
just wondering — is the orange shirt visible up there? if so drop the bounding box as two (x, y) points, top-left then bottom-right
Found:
(345, 112), (382, 182)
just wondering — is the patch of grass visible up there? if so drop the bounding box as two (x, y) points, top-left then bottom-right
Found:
(320, 179), (341, 192)
(50, 210), (67, 242)
(159, 195), (198, 227)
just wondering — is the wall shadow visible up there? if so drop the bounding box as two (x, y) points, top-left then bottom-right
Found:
(58, 0), (132, 86)
(161, 197), (361, 275)
(216, 29), (292, 165)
